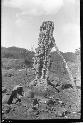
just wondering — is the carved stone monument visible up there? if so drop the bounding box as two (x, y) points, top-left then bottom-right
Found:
(32, 21), (76, 91)
(33, 21), (55, 89)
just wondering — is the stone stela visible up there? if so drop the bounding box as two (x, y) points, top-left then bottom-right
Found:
(33, 21), (76, 90)
(33, 21), (55, 88)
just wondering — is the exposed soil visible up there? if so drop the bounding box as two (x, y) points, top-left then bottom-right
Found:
(2, 68), (81, 121)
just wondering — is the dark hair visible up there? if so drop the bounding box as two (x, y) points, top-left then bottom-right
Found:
(17, 87), (23, 96)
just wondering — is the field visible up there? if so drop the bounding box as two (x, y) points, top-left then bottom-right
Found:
(2, 57), (81, 121)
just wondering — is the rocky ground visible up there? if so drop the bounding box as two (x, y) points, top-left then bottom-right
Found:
(2, 67), (81, 121)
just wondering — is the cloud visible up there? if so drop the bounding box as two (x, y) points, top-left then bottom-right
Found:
(42, 0), (64, 15)
(65, 0), (76, 4)
(62, 23), (80, 51)
(3, 0), (64, 15)
(15, 18), (25, 27)
(63, 23), (80, 36)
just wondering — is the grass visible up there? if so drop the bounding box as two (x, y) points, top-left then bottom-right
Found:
(2, 58), (81, 121)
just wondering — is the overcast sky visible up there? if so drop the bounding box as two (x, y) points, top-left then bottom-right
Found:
(1, 0), (80, 52)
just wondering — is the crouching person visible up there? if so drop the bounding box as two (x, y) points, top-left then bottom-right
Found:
(7, 84), (24, 105)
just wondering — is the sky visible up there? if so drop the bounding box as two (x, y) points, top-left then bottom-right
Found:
(1, 0), (80, 52)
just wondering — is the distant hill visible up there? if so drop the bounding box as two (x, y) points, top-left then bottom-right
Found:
(1, 46), (35, 69)
(1, 46), (77, 70)
(50, 51), (77, 63)
(1, 46), (77, 62)
(1, 46), (35, 60)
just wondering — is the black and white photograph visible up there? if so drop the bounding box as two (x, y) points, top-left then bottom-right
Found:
(1, 0), (81, 122)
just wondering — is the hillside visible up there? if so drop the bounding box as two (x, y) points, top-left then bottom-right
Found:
(1, 46), (35, 60)
(1, 46), (78, 73)
(1, 46), (35, 69)
(1, 46), (77, 62)
(51, 51), (77, 63)
(2, 47), (81, 121)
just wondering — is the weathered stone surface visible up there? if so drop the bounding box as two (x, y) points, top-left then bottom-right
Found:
(33, 21), (55, 88)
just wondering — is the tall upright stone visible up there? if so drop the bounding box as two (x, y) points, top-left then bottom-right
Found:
(33, 21), (77, 91)
(33, 21), (55, 88)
